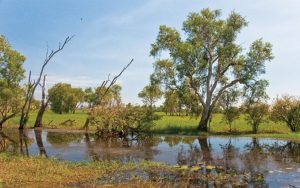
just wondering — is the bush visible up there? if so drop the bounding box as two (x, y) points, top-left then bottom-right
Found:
(271, 96), (300, 132)
(90, 104), (160, 137)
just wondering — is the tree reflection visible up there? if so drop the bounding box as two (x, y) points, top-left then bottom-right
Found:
(34, 129), (47, 157)
(198, 136), (213, 163)
(219, 138), (239, 170)
(81, 134), (160, 162)
(19, 129), (29, 156)
(268, 141), (300, 163)
(0, 130), (18, 152)
(46, 132), (83, 147)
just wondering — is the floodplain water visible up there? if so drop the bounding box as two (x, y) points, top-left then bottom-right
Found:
(1, 129), (300, 187)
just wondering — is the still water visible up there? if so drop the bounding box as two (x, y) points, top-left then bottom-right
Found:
(1, 129), (300, 187)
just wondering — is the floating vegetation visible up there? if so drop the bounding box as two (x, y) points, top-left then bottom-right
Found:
(97, 163), (268, 187)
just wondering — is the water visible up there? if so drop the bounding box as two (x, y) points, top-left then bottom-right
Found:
(1, 129), (300, 187)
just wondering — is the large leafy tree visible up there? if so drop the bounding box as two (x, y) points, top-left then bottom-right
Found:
(150, 9), (273, 131)
(48, 83), (84, 114)
(0, 35), (25, 129)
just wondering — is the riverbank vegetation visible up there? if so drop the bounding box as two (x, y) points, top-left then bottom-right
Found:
(1, 9), (300, 139)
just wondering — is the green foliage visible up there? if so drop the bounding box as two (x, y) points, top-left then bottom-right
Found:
(152, 113), (288, 135)
(48, 83), (84, 114)
(271, 96), (300, 132)
(84, 84), (122, 108)
(95, 84), (122, 106)
(219, 88), (240, 132)
(243, 80), (269, 134)
(138, 83), (162, 107)
(0, 35), (26, 127)
(149, 8), (273, 130)
(163, 89), (179, 115)
(244, 102), (269, 134)
(91, 104), (159, 137)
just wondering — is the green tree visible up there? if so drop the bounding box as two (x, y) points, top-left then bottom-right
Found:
(138, 83), (162, 108)
(219, 88), (240, 132)
(178, 80), (202, 116)
(150, 9), (273, 131)
(243, 80), (269, 134)
(84, 87), (96, 108)
(0, 35), (26, 129)
(270, 96), (300, 132)
(48, 83), (84, 114)
(163, 89), (179, 115)
(94, 84), (122, 107)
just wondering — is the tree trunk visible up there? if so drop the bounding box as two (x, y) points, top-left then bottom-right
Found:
(34, 104), (47, 128)
(252, 123), (258, 134)
(198, 107), (211, 132)
(19, 116), (27, 130)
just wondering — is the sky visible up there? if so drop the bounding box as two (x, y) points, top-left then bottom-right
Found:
(0, 0), (300, 104)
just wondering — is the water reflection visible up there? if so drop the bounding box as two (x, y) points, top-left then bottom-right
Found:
(0, 129), (300, 186)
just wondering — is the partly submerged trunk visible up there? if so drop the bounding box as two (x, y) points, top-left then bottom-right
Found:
(34, 104), (47, 128)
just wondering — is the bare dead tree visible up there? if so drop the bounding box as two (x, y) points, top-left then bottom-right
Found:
(19, 36), (73, 129)
(83, 59), (133, 131)
(34, 75), (49, 128)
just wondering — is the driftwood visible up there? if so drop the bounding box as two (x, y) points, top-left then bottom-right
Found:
(60, 119), (76, 126)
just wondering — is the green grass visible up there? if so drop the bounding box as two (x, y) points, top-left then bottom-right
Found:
(4, 110), (299, 140)
(5, 110), (89, 130)
(153, 112), (291, 135)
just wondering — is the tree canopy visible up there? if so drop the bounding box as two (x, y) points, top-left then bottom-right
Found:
(0, 35), (26, 128)
(150, 8), (273, 131)
(48, 83), (84, 114)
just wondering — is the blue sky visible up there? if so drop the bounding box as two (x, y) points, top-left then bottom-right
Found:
(0, 0), (300, 103)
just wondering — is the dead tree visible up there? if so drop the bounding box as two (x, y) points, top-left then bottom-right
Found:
(19, 36), (73, 130)
(83, 59), (133, 131)
(34, 75), (49, 128)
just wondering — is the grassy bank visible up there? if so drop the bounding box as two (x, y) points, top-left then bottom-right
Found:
(151, 113), (300, 140)
(152, 112), (290, 135)
(4, 111), (299, 140)
(0, 153), (173, 188)
(6, 110), (89, 130)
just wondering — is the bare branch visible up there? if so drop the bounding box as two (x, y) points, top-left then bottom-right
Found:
(100, 58), (134, 102)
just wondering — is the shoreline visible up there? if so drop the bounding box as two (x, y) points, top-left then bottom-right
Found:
(2, 126), (300, 141)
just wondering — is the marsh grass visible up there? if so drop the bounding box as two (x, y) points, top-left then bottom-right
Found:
(0, 153), (170, 187)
